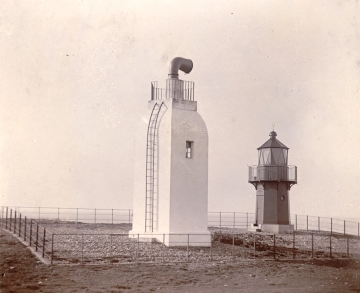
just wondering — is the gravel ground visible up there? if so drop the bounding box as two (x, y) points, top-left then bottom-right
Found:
(28, 221), (360, 265)
(1, 229), (360, 293)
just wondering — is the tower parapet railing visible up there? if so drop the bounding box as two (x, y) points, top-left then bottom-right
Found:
(248, 165), (297, 182)
(151, 80), (195, 101)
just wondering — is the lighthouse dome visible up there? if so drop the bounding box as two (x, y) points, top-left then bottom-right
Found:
(257, 131), (289, 166)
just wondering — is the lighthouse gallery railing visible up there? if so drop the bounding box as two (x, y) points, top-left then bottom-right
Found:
(248, 165), (297, 182)
(151, 80), (195, 101)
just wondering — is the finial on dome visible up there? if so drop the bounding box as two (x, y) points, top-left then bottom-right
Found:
(269, 131), (277, 138)
(270, 123), (277, 138)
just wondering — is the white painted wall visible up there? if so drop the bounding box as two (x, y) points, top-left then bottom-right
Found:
(130, 93), (210, 246)
(169, 104), (209, 233)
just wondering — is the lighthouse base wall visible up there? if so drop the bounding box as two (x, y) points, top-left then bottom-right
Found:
(260, 224), (294, 234)
(255, 182), (291, 226)
(129, 231), (211, 247)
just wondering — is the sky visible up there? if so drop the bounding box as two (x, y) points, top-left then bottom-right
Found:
(1, 0), (359, 222)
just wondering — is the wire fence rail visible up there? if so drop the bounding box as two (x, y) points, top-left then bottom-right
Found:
(1, 206), (359, 265)
(1, 209), (53, 262)
(1, 206), (132, 225)
(208, 212), (360, 237)
(2, 207), (359, 237)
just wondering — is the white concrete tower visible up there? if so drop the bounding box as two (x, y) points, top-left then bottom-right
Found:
(130, 57), (211, 246)
(248, 131), (297, 234)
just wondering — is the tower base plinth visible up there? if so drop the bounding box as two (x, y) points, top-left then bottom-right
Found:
(258, 224), (294, 234)
(129, 231), (211, 247)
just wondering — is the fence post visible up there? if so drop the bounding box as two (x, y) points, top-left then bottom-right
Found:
(42, 228), (46, 257)
(14, 210), (17, 233)
(253, 233), (256, 259)
(331, 218), (333, 235)
(295, 214), (297, 230)
(36, 223), (39, 251)
(30, 220), (33, 246)
(219, 212), (222, 233)
(273, 234), (276, 259)
(344, 220), (346, 236)
(318, 217), (320, 232)
(19, 214), (22, 237)
(187, 234), (189, 262)
(210, 234), (213, 261)
(292, 231), (295, 259)
(110, 234), (112, 264)
(81, 234), (84, 264)
(329, 233), (332, 258)
(136, 234), (139, 262)
(10, 209), (12, 231)
(311, 233), (314, 258)
(6, 207), (8, 230)
(162, 234), (165, 262)
(232, 234), (235, 260)
(51, 234), (54, 265)
(24, 217), (27, 241)
(306, 215), (308, 231)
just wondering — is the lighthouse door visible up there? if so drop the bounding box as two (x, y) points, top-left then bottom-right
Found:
(256, 184), (264, 225)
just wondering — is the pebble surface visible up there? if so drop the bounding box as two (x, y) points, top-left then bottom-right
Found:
(38, 222), (360, 265)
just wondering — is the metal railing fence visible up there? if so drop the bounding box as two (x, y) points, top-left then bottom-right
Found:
(1, 206), (132, 226)
(289, 214), (360, 237)
(208, 212), (255, 231)
(23, 231), (360, 265)
(1, 207), (359, 265)
(0, 208), (53, 262)
(1, 206), (359, 237)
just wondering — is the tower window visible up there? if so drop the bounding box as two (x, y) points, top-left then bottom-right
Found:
(186, 141), (193, 158)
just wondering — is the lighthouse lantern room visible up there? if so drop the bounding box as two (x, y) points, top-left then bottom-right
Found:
(248, 131), (297, 234)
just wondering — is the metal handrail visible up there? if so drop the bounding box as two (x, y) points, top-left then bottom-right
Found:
(151, 80), (195, 101)
(248, 165), (297, 182)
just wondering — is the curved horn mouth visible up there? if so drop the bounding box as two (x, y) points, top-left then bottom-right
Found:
(168, 57), (193, 79)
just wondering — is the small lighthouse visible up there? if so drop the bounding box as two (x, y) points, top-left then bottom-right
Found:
(248, 131), (297, 233)
(130, 57), (211, 246)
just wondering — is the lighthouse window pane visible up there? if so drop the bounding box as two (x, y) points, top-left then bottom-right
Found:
(271, 148), (285, 165)
(271, 149), (286, 165)
(259, 149), (271, 165)
(186, 141), (193, 158)
(283, 149), (287, 165)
